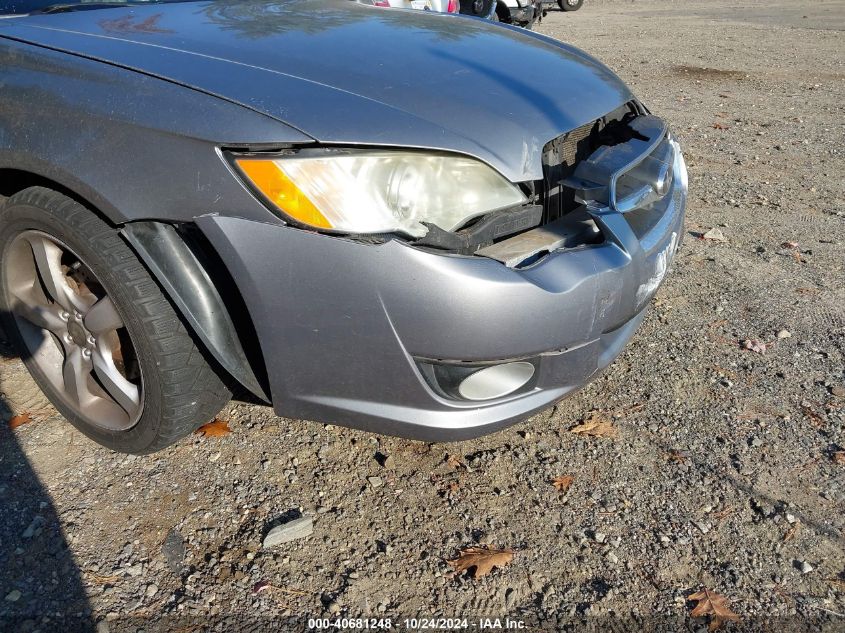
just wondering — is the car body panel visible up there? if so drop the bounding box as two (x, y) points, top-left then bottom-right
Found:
(0, 35), (309, 224)
(0, 0), (631, 183)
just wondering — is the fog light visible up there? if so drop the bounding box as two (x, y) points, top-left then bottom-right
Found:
(457, 362), (536, 401)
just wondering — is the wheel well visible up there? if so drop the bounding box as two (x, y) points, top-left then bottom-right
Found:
(495, 0), (510, 21)
(0, 168), (117, 226)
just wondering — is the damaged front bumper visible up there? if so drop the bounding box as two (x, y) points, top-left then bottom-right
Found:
(196, 124), (686, 440)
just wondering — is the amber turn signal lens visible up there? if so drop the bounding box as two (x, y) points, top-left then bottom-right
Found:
(235, 159), (333, 229)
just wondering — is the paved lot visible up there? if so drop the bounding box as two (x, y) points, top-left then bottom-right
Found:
(1, 0), (844, 630)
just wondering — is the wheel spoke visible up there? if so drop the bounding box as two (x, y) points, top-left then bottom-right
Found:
(92, 343), (140, 417)
(27, 235), (90, 313)
(9, 298), (65, 334)
(84, 296), (124, 335)
(62, 347), (94, 407)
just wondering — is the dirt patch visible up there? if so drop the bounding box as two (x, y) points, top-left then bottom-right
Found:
(672, 65), (749, 80)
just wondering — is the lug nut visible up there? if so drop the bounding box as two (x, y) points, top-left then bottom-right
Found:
(63, 333), (73, 345)
(60, 311), (70, 321)
(82, 349), (92, 359)
(86, 335), (96, 346)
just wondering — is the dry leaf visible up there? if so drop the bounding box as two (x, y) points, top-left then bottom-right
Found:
(689, 589), (741, 630)
(741, 339), (767, 355)
(832, 451), (845, 465)
(783, 522), (800, 543)
(711, 507), (734, 522)
(801, 405), (825, 428)
(446, 454), (466, 470)
(195, 419), (231, 437)
(712, 122), (729, 130)
(9, 413), (32, 430)
(551, 475), (574, 492)
(666, 449), (688, 464)
(86, 572), (121, 586)
(782, 241), (799, 249)
(439, 480), (461, 498)
(252, 580), (272, 594)
(570, 412), (617, 438)
(447, 547), (514, 579)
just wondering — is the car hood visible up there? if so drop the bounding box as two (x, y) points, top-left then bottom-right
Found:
(0, 0), (633, 181)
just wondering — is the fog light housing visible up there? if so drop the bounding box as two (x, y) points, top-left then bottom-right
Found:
(416, 359), (538, 402)
(457, 362), (536, 401)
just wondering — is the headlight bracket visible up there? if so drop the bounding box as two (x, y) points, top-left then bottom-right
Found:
(412, 204), (543, 254)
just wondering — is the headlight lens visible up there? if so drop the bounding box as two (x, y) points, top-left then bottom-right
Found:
(235, 151), (527, 237)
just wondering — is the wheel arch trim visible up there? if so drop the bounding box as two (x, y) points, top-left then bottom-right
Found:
(120, 221), (269, 402)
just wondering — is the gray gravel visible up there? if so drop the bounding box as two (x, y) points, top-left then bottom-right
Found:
(1, 0), (844, 630)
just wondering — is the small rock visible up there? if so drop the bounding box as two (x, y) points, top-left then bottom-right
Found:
(593, 532), (606, 543)
(208, 452), (221, 463)
(383, 455), (395, 469)
(786, 513), (797, 524)
(703, 227), (727, 242)
(328, 602), (341, 615)
(162, 529), (186, 574)
(96, 621), (110, 633)
(124, 563), (143, 577)
(21, 516), (45, 539)
(367, 476), (383, 489)
(505, 588), (516, 609)
(777, 329), (792, 339)
(750, 437), (764, 448)
(694, 521), (711, 535)
(4, 590), (21, 602)
(831, 385), (845, 398)
(794, 560), (813, 574)
(263, 517), (314, 548)
(145, 584), (159, 598)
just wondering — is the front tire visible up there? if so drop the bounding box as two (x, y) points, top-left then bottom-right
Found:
(0, 187), (231, 454)
(557, 0), (582, 10)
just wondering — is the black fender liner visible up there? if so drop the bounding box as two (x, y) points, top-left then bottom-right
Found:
(121, 221), (269, 402)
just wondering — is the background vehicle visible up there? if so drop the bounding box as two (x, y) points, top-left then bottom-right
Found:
(491, 0), (540, 28)
(550, 0), (582, 10)
(357, 0), (459, 14)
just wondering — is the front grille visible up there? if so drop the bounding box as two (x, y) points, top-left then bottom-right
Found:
(539, 101), (642, 224)
(541, 120), (597, 224)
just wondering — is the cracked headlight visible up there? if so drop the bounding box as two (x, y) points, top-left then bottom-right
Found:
(235, 151), (527, 238)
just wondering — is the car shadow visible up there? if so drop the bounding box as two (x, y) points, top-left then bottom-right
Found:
(0, 315), (95, 632)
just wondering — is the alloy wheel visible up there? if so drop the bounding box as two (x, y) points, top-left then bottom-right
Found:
(3, 230), (143, 431)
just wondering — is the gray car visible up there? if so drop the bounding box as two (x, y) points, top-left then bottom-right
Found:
(0, 0), (687, 454)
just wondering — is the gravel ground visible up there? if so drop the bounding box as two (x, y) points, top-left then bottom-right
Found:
(1, 0), (844, 631)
